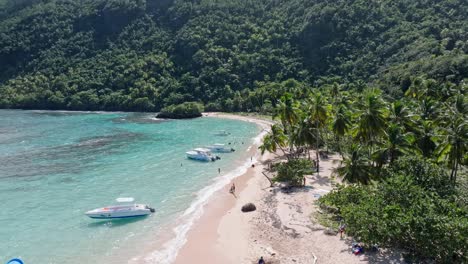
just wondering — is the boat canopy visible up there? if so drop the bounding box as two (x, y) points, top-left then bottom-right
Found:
(116, 197), (135, 203)
(213, 143), (225, 147)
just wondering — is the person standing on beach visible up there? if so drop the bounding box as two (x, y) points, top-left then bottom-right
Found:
(339, 223), (346, 239)
(218, 168), (221, 174)
(229, 183), (236, 195)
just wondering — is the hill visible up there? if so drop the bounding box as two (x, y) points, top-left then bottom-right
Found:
(0, 0), (466, 111)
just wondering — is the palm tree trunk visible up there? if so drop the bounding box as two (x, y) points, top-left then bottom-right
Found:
(451, 159), (458, 183)
(454, 160), (458, 183)
(315, 149), (320, 174)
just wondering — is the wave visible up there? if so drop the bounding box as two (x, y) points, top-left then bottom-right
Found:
(140, 132), (265, 264)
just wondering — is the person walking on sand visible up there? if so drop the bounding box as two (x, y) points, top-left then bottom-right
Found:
(229, 183), (236, 194)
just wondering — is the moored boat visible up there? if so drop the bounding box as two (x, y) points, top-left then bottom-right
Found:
(213, 130), (230, 136)
(207, 143), (235, 153)
(85, 197), (155, 219)
(186, 148), (220, 161)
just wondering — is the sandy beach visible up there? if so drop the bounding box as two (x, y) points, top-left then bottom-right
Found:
(171, 113), (403, 264)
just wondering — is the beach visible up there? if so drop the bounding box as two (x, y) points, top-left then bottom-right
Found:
(172, 113), (404, 264)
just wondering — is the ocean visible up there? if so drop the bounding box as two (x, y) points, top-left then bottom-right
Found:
(0, 110), (260, 263)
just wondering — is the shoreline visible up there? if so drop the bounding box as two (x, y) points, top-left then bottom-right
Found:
(171, 113), (404, 263)
(134, 112), (274, 264)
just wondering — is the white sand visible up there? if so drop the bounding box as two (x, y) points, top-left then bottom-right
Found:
(171, 113), (404, 263)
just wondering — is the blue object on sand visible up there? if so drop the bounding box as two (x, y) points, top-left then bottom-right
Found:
(313, 193), (321, 198)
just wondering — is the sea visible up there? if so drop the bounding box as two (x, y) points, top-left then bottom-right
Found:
(0, 110), (261, 264)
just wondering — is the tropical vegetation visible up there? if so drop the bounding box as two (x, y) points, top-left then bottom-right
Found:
(1, 0), (467, 261)
(156, 101), (203, 119)
(258, 79), (467, 262)
(0, 0), (466, 111)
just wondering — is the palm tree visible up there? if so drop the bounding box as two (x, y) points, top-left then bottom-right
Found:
(415, 120), (437, 158)
(355, 89), (388, 149)
(259, 124), (289, 159)
(305, 92), (330, 170)
(404, 77), (428, 100)
(274, 93), (299, 132)
(331, 104), (352, 158)
(436, 94), (467, 182)
(334, 145), (372, 185)
(436, 117), (467, 183)
(418, 98), (439, 121)
(389, 100), (417, 132)
(328, 82), (342, 105)
(372, 124), (414, 167)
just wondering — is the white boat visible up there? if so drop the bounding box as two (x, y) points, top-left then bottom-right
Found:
(214, 130), (230, 136)
(186, 148), (219, 161)
(207, 143), (235, 153)
(85, 197), (155, 219)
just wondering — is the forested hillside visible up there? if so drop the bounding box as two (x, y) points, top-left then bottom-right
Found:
(0, 0), (466, 111)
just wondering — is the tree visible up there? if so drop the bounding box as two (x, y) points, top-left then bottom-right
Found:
(414, 120), (437, 158)
(274, 93), (300, 133)
(331, 104), (352, 157)
(305, 92), (329, 170)
(372, 124), (414, 167)
(355, 89), (388, 150)
(259, 124), (288, 158)
(436, 94), (467, 183)
(334, 145), (372, 185)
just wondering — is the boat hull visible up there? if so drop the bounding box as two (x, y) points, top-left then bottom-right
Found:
(186, 154), (212, 161)
(86, 204), (153, 219)
(186, 151), (214, 161)
(86, 213), (150, 219)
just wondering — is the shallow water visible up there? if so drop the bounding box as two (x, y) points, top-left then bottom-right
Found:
(0, 110), (259, 263)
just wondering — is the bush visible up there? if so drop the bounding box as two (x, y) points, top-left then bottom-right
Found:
(273, 159), (313, 186)
(156, 102), (204, 119)
(320, 157), (467, 263)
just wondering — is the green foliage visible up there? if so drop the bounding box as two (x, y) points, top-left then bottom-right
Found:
(0, 0), (466, 111)
(258, 68), (466, 262)
(157, 101), (204, 119)
(272, 159), (313, 186)
(320, 157), (467, 262)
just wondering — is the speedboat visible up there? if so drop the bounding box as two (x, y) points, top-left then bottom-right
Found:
(207, 143), (235, 153)
(85, 197), (155, 219)
(186, 148), (220, 161)
(214, 130), (230, 136)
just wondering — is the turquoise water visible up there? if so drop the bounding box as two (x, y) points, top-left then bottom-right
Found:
(0, 110), (259, 263)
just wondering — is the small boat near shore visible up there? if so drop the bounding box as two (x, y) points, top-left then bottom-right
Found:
(186, 148), (220, 161)
(85, 197), (155, 219)
(207, 143), (235, 153)
(214, 130), (230, 136)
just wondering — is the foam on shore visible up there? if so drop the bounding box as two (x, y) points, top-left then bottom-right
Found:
(142, 127), (268, 264)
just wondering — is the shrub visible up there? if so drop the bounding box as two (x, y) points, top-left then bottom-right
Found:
(320, 156), (467, 262)
(156, 102), (204, 119)
(273, 159), (313, 186)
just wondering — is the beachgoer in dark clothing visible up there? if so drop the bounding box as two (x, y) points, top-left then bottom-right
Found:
(339, 224), (346, 239)
(258, 256), (265, 264)
(229, 183), (236, 194)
